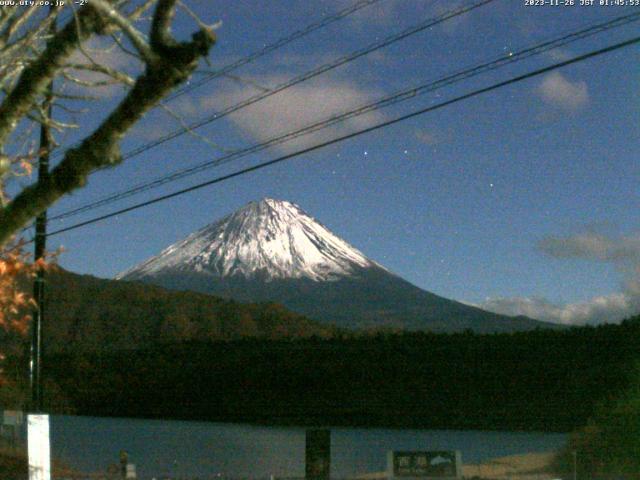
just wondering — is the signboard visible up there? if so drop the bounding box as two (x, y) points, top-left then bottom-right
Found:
(387, 451), (462, 479)
(27, 414), (51, 480)
(305, 429), (331, 480)
(3, 410), (24, 426)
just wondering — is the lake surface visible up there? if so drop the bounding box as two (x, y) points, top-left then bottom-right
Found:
(50, 415), (566, 479)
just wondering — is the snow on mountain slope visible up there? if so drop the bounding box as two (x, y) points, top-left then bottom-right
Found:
(117, 198), (380, 282)
(116, 198), (560, 333)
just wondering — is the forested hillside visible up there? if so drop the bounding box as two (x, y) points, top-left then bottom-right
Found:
(3, 268), (639, 440)
(42, 269), (337, 353)
(0, 268), (335, 409)
(45, 316), (640, 432)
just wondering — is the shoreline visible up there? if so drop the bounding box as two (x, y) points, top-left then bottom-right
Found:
(50, 411), (572, 435)
(462, 452), (558, 480)
(2, 448), (560, 480)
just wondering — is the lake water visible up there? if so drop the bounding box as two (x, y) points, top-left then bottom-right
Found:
(50, 415), (566, 479)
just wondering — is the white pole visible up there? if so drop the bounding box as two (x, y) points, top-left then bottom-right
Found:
(27, 414), (51, 480)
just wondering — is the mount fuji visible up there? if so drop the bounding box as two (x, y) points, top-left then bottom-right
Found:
(117, 198), (555, 333)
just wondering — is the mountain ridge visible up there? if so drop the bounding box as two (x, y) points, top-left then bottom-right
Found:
(39, 268), (337, 353)
(117, 198), (381, 282)
(118, 198), (561, 333)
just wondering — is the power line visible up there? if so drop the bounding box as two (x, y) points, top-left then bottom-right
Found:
(49, 0), (387, 161)
(48, 11), (640, 222)
(165, 0), (387, 102)
(44, 35), (640, 239)
(31, 0), (59, 415)
(47, 0), (497, 220)
(117, 0), (497, 160)
(23, 0), (494, 237)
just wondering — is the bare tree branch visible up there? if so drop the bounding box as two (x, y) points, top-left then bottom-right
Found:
(0, 1), (216, 245)
(62, 67), (134, 87)
(110, 31), (144, 61)
(150, 0), (178, 50)
(89, 0), (156, 64)
(128, 0), (158, 22)
(0, 6), (38, 46)
(0, 5), (111, 146)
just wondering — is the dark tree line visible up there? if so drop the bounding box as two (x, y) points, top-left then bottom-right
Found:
(44, 315), (640, 433)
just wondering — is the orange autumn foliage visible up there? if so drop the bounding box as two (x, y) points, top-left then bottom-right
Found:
(0, 238), (55, 386)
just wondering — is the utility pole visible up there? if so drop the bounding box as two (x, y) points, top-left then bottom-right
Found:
(30, 73), (53, 413)
(27, 12), (56, 480)
(30, 117), (50, 411)
(30, 5), (56, 414)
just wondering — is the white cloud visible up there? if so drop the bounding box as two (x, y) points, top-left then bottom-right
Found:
(478, 292), (636, 326)
(143, 72), (385, 153)
(196, 74), (385, 151)
(64, 37), (141, 99)
(537, 72), (589, 111)
(544, 48), (572, 62)
(477, 232), (640, 325)
(538, 233), (640, 264)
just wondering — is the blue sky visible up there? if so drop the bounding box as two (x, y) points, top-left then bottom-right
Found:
(34, 0), (639, 325)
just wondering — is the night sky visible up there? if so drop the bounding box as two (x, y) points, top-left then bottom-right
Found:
(37, 0), (639, 325)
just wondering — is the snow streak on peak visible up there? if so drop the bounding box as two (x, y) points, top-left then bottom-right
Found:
(117, 198), (379, 282)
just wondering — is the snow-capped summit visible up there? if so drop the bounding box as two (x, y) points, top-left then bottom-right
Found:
(117, 198), (378, 282)
(117, 198), (558, 333)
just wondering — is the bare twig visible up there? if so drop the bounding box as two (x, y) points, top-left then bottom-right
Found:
(128, 0), (158, 21)
(62, 68), (133, 88)
(158, 102), (232, 153)
(0, 5), (110, 145)
(89, 0), (156, 64)
(110, 32), (144, 61)
(0, 0), (216, 244)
